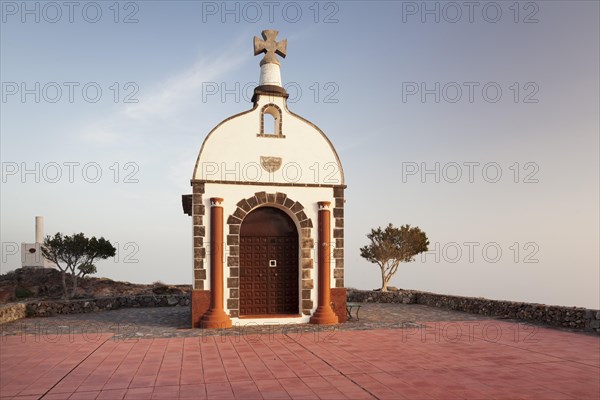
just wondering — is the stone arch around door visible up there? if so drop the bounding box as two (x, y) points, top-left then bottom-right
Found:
(226, 192), (314, 317)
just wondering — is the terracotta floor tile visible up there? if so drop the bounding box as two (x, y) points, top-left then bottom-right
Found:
(278, 377), (319, 399)
(322, 374), (376, 399)
(124, 387), (154, 400)
(69, 391), (101, 400)
(43, 393), (76, 400)
(0, 321), (598, 400)
(254, 379), (291, 399)
(229, 380), (263, 400)
(205, 382), (235, 400)
(349, 373), (409, 400)
(150, 385), (180, 400)
(178, 384), (207, 399)
(97, 389), (127, 400)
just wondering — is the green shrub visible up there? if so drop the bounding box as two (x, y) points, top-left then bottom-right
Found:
(25, 305), (36, 317)
(15, 287), (34, 299)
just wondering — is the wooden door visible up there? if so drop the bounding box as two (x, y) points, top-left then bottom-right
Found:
(239, 207), (299, 316)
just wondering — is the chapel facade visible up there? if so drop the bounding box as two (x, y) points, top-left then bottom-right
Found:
(183, 30), (346, 328)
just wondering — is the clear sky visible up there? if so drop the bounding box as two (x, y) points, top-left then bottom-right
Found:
(1, 1), (598, 308)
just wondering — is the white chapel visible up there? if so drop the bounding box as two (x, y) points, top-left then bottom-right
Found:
(183, 30), (346, 328)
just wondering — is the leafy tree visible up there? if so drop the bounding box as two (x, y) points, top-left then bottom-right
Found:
(78, 262), (97, 278)
(41, 233), (116, 299)
(360, 224), (429, 292)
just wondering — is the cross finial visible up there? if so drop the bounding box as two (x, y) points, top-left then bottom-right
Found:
(254, 30), (287, 66)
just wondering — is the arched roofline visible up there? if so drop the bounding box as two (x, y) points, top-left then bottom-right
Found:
(283, 102), (345, 185)
(192, 103), (259, 180)
(192, 96), (345, 185)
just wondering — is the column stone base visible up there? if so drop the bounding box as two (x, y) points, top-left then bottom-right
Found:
(309, 305), (339, 325)
(200, 309), (233, 329)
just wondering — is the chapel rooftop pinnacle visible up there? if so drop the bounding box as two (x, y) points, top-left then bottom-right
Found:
(253, 30), (287, 66)
(253, 30), (287, 89)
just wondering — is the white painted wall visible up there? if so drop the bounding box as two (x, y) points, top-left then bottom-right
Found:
(21, 216), (51, 268)
(193, 95), (344, 186)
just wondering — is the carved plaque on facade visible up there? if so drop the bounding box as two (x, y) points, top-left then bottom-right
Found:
(260, 156), (282, 173)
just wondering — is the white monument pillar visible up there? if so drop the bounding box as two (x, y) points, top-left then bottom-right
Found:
(35, 216), (44, 243)
(21, 216), (49, 268)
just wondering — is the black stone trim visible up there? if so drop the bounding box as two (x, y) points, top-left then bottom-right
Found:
(252, 85), (289, 103)
(192, 179), (346, 189)
(182, 194), (192, 216)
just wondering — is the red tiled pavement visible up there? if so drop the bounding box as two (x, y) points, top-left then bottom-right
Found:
(1, 320), (598, 399)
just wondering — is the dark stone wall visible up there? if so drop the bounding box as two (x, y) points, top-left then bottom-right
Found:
(192, 182), (206, 290)
(332, 186), (344, 288)
(20, 294), (190, 318)
(347, 289), (600, 333)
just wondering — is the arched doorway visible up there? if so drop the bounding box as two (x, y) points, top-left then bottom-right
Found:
(239, 207), (299, 316)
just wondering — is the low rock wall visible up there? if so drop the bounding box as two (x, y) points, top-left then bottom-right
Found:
(347, 289), (600, 332)
(4, 291), (599, 334)
(0, 294), (190, 323)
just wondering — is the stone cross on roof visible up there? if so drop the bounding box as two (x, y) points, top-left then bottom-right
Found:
(254, 30), (287, 66)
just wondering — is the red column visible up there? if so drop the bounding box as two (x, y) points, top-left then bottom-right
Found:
(200, 197), (232, 329)
(310, 201), (339, 325)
